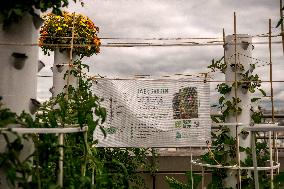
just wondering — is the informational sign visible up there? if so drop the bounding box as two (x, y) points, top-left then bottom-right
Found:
(93, 77), (211, 147)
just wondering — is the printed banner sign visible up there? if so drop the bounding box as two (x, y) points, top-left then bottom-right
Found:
(93, 78), (211, 147)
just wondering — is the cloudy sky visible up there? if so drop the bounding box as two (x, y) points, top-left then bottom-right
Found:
(38, 0), (283, 110)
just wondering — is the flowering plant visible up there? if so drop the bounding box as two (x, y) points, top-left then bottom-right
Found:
(39, 12), (100, 58)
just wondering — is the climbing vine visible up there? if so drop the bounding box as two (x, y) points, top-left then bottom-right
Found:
(202, 55), (274, 188)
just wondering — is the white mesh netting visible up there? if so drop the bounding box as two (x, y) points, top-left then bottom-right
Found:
(93, 77), (211, 147)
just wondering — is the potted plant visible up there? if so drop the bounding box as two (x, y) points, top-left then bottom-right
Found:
(0, 0), (84, 114)
(39, 11), (101, 96)
(39, 11), (101, 58)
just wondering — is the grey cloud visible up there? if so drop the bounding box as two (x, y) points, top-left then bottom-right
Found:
(38, 0), (283, 107)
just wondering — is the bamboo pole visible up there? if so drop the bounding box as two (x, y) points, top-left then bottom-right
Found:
(280, 0), (284, 55)
(201, 167), (205, 189)
(234, 12), (241, 189)
(269, 18), (276, 138)
(58, 134), (64, 187)
(66, 12), (76, 96)
(58, 12), (76, 188)
(269, 18), (275, 189)
(269, 131), (274, 189)
(190, 147), (194, 189)
(251, 132), (259, 189)
(223, 28), (226, 67)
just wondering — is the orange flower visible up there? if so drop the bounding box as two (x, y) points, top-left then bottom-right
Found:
(41, 31), (48, 36)
(87, 22), (94, 29)
(93, 37), (100, 46)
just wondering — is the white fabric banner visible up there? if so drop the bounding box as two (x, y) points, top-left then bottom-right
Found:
(93, 77), (211, 147)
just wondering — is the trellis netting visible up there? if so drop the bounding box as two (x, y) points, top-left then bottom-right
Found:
(93, 77), (211, 147)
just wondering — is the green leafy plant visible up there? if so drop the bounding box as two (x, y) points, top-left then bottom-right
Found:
(208, 56), (226, 73)
(238, 71), (261, 93)
(197, 56), (274, 188)
(166, 172), (201, 189)
(217, 83), (232, 95)
(0, 59), (156, 189)
(0, 96), (17, 127)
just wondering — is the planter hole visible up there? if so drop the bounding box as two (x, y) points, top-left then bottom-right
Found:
(38, 60), (45, 72)
(29, 98), (41, 114)
(11, 52), (28, 70)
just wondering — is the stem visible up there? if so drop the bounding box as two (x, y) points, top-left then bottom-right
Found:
(81, 130), (88, 177)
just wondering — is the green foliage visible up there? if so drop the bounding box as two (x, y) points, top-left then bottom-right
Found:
(202, 55), (273, 188)
(218, 97), (242, 122)
(274, 172), (284, 189)
(202, 126), (237, 166)
(0, 131), (34, 188)
(258, 88), (267, 97)
(0, 0), (84, 29)
(251, 110), (263, 124)
(208, 56), (226, 73)
(0, 97), (17, 127)
(239, 71), (261, 93)
(96, 148), (157, 189)
(166, 172), (201, 189)
(276, 18), (283, 28)
(217, 83), (232, 95)
(0, 59), (156, 188)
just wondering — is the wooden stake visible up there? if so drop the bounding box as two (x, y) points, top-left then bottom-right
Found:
(58, 133), (64, 187)
(58, 12), (76, 188)
(234, 12), (241, 189)
(66, 12), (76, 98)
(269, 18), (275, 189)
(251, 132), (259, 189)
(223, 28), (226, 63)
(280, 0), (284, 55)
(269, 131), (274, 189)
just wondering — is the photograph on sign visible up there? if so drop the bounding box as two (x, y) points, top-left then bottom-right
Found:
(93, 77), (211, 147)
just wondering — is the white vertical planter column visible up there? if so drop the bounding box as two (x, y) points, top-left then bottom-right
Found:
(52, 49), (78, 187)
(52, 49), (78, 97)
(223, 34), (252, 188)
(0, 15), (38, 114)
(0, 14), (39, 188)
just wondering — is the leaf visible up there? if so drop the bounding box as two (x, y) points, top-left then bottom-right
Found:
(166, 176), (187, 189)
(251, 98), (261, 102)
(219, 96), (225, 105)
(13, 8), (23, 16)
(99, 125), (107, 138)
(211, 115), (220, 123)
(276, 18), (283, 28)
(100, 107), (107, 124)
(258, 88), (266, 97)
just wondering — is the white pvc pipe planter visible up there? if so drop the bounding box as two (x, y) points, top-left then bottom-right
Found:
(52, 49), (78, 97)
(0, 14), (38, 114)
(191, 160), (280, 171)
(51, 49), (79, 187)
(0, 126), (88, 134)
(223, 34), (253, 188)
(0, 14), (39, 189)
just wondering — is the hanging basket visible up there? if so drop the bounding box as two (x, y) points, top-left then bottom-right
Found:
(39, 12), (101, 58)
